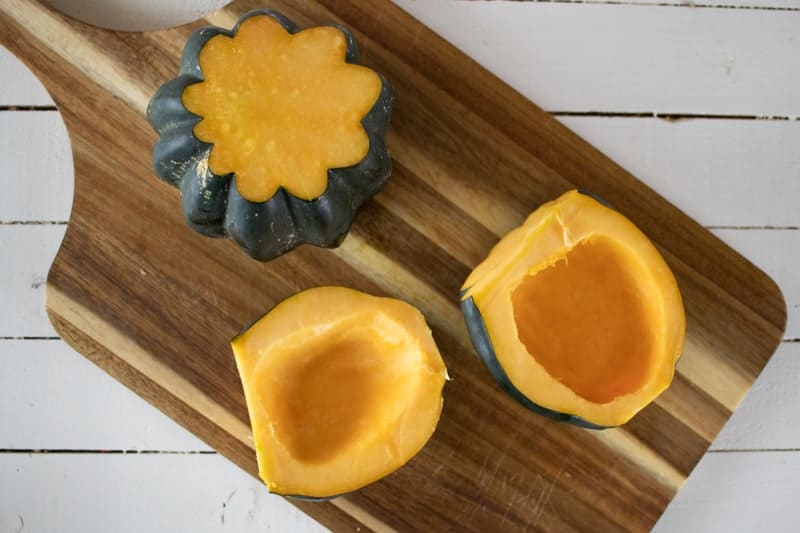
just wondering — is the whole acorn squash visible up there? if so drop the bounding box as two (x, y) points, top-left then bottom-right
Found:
(147, 10), (394, 260)
(461, 191), (686, 429)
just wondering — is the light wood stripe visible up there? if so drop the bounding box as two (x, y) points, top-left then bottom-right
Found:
(594, 429), (685, 490)
(330, 499), (397, 533)
(677, 338), (752, 412)
(335, 233), (465, 340)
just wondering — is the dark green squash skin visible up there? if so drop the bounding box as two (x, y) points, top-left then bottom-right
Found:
(460, 294), (608, 430)
(147, 9), (394, 260)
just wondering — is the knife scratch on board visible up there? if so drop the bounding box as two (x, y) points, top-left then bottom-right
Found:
(531, 457), (570, 529)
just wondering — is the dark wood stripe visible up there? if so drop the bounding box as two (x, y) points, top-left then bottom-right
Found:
(657, 372), (732, 442)
(378, 160), (499, 267)
(625, 402), (710, 476)
(353, 200), (471, 301)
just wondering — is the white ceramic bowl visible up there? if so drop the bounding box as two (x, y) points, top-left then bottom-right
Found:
(41, 0), (232, 32)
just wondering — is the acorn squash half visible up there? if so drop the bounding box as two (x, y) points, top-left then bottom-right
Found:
(147, 10), (393, 260)
(461, 190), (685, 428)
(231, 287), (447, 498)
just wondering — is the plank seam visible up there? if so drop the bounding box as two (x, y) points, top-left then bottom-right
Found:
(0, 449), (216, 454)
(0, 336), (60, 340)
(709, 448), (800, 453)
(0, 220), (69, 225)
(3, 106), (797, 121)
(464, 0), (800, 12)
(552, 111), (800, 121)
(707, 225), (799, 230)
(1, 221), (796, 230)
(0, 105), (57, 111)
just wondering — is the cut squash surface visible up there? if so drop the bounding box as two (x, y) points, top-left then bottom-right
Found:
(511, 236), (657, 404)
(232, 287), (446, 498)
(461, 190), (685, 427)
(182, 15), (382, 202)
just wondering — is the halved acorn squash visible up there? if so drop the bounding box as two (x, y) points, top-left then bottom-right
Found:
(461, 190), (685, 428)
(231, 286), (447, 498)
(147, 10), (393, 260)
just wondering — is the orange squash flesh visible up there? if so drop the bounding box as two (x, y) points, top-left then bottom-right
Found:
(462, 190), (685, 427)
(182, 15), (382, 202)
(511, 236), (657, 404)
(231, 287), (447, 498)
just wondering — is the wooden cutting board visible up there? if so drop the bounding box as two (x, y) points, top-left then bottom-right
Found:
(1, 1), (786, 531)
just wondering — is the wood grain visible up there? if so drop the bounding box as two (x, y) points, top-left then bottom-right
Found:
(0, 0), (786, 531)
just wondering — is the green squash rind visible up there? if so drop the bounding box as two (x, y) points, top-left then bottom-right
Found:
(460, 292), (609, 430)
(147, 9), (394, 260)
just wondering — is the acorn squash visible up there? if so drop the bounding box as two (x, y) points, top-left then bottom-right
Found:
(147, 10), (393, 260)
(460, 190), (685, 428)
(231, 286), (447, 498)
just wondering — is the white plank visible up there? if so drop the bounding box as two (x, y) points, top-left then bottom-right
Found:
(713, 342), (800, 450)
(0, 225), (64, 337)
(0, 111), (73, 221)
(0, 339), (210, 451)
(0, 47), (54, 106)
(654, 451), (800, 533)
(393, 0), (800, 115)
(0, 453), (324, 533)
(712, 229), (799, 339)
(559, 117), (800, 228)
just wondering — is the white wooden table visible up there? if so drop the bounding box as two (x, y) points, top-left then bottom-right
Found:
(1, 1), (798, 531)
